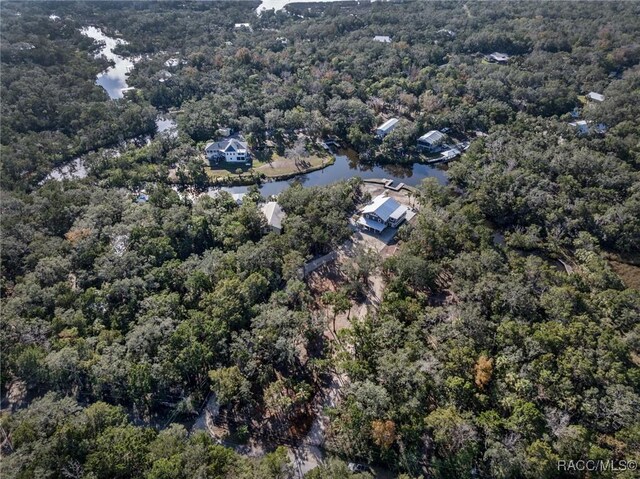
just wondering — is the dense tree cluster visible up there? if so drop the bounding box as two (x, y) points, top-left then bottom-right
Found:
(0, 5), (157, 190)
(328, 179), (640, 477)
(1, 393), (298, 479)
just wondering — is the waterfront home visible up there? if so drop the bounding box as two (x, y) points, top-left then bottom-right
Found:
(205, 138), (249, 163)
(357, 194), (408, 234)
(376, 118), (399, 138)
(417, 130), (446, 152)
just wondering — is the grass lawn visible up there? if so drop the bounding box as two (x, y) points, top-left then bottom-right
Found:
(204, 151), (333, 181)
(204, 157), (267, 181)
(254, 152), (332, 178)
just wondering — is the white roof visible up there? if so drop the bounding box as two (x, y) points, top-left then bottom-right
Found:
(437, 29), (455, 37)
(418, 130), (445, 144)
(489, 52), (509, 61)
(261, 202), (285, 230)
(569, 120), (590, 134)
(587, 92), (605, 102)
(373, 35), (391, 43)
(358, 216), (386, 232)
(377, 118), (399, 132)
(362, 195), (408, 223)
(231, 193), (245, 204)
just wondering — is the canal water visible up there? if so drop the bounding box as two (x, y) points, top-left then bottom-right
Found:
(76, 25), (447, 194)
(221, 149), (448, 196)
(81, 26), (135, 99)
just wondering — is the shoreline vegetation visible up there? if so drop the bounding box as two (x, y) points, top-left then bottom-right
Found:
(204, 151), (337, 186)
(2, 1), (640, 478)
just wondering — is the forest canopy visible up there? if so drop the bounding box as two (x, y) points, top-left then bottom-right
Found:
(1, 1), (639, 478)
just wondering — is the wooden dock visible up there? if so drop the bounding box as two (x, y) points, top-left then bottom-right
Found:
(363, 178), (417, 194)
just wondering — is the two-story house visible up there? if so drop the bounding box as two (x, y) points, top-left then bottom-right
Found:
(357, 194), (409, 234)
(417, 130), (446, 152)
(205, 138), (249, 163)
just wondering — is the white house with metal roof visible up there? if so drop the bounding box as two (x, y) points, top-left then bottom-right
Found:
(486, 52), (510, 64)
(417, 130), (446, 152)
(205, 138), (248, 162)
(358, 194), (409, 233)
(586, 92), (605, 102)
(261, 201), (285, 234)
(376, 118), (399, 138)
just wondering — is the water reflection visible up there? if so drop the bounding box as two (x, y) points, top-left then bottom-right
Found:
(220, 151), (448, 197)
(81, 26), (135, 99)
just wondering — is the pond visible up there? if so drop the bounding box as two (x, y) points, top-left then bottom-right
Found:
(81, 26), (135, 99)
(220, 149), (448, 196)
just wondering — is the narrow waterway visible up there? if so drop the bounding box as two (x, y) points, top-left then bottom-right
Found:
(81, 26), (135, 99)
(221, 149), (448, 196)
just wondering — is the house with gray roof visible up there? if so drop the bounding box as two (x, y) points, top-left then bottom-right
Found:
(417, 130), (446, 152)
(357, 194), (409, 234)
(205, 138), (249, 163)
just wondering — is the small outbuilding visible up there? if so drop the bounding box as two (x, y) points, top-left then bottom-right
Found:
(586, 92), (605, 102)
(376, 118), (399, 138)
(486, 52), (510, 64)
(569, 120), (590, 135)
